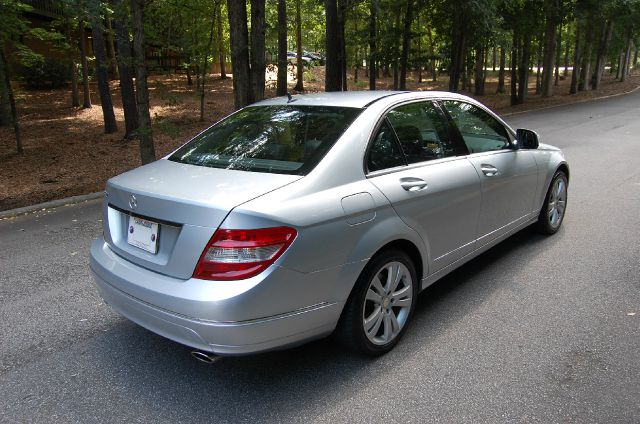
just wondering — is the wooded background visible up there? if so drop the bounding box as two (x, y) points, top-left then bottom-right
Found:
(1, 0), (639, 164)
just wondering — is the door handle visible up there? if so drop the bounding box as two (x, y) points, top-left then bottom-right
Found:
(481, 164), (499, 177)
(400, 177), (428, 192)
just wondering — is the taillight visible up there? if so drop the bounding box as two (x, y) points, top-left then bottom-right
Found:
(193, 227), (297, 281)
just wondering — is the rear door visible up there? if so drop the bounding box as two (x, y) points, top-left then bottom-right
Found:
(366, 101), (481, 274)
(440, 100), (538, 245)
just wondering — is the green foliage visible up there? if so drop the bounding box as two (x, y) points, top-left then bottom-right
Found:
(21, 55), (70, 89)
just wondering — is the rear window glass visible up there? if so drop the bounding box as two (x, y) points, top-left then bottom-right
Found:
(169, 105), (362, 175)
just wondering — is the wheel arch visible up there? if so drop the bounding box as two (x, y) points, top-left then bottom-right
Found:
(556, 163), (570, 181)
(369, 238), (424, 285)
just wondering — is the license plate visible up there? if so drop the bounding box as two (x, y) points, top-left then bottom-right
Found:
(127, 216), (159, 254)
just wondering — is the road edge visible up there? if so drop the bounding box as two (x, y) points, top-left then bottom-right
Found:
(501, 83), (640, 116)
(0, 192), (103, 220)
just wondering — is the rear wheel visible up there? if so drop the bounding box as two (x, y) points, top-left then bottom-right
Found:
(337, 250), (417, 356)
(536, 170), (568, 234)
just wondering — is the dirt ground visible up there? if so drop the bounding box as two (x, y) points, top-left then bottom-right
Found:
(1, 66), (638, 211)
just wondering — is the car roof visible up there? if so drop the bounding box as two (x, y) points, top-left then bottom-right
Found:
(253, 90), (470, 109)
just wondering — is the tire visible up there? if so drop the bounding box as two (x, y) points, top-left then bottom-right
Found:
(536, 170), (568, 235)
(337, 249), (418, 356)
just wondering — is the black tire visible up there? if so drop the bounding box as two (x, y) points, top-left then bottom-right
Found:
(536, 170), (568, 235)
(337, 249), (418, 356)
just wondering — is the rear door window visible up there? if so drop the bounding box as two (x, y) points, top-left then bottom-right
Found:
(386, 101), (458, 164)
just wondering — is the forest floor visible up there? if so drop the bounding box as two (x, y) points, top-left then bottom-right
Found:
(1, 66), (639, 211)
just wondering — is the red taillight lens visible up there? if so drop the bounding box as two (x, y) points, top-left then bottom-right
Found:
(193, 227), (297, 281)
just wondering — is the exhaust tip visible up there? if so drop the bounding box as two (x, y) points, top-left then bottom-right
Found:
(190, 350), (219, 364)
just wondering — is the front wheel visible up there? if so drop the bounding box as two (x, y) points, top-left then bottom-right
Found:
(536, 170), (568, 234)
(337, 250), (418, 356)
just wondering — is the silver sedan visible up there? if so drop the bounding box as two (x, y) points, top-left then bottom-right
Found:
(90, 91), (568, 358)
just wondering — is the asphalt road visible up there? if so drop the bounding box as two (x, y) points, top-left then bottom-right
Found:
(1, 90), (639, 423)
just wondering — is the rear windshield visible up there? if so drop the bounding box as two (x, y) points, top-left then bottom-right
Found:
(169, 105), (362, 175)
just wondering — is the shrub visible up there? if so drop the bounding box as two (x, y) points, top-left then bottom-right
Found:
(21, 55), (69, 90)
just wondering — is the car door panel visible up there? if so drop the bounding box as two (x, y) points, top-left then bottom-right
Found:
(369, 158), (481, 273)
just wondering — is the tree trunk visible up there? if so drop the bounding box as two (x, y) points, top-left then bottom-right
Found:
(541, 0), (558, 97)
(294, 0), (304, 91)
(0, 45), (22, 153)
(497, 45), (506, 93)
(535, 38), (542, 95)
(250, 0), (265, 101)
(276, 0), (287, 96)
(338, 0), (347, 91)
(621, 32), (632, 82)
(492, 46), (497, 71)
(510, 31), (518, 105)
(579, 16), (593, 92)
(78, 20), (92, 108)
(615, 50), (623, 79)
(449, 11), (466, 93)
(90, 0), (118, 134)
(399, 0), (414, 90)
(65, 19), (80, 108)
(563, 24), (570, 77)
(325, 0), (341, 91)
(227, 0), (251, 108)
(105, 17), (119, 80)
(217, 3), (227, 79)
(518, 32), (531, 104)
(111, 0), (138, 138)
(392, 9), (401, 90)
(130, 0), (156, 164)
(426, 28), (436, 82)
(554, 24), (561, 86)
(474, 46), (484, 95)
(633, 47), (638, 72)
(591, 17), (614, 90)
(569, 20), (581, 94)
(368, 0), (377, 90)
(200, 12), (216, 122)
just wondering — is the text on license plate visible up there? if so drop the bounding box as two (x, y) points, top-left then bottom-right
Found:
(127, 216), (159, 254)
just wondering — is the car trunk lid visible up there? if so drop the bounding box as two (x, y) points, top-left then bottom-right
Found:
(102, 159), (301, 279)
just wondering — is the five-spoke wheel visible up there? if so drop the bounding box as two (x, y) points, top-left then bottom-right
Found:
(537, 170), (568, 234)
(338, 250), (417, 356)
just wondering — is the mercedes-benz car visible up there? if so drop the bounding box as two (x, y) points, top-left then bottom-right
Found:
(89, 91), (568, 358)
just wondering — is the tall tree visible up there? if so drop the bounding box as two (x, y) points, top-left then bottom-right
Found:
(89, 0), (117, 134)
(541, 0), (560, 97)
(325, 0), (342, 91)
(591, 16), (614, 90)
(130, 0), (156, 164)
(399, 0), (414, 90)
(200, 10), (216, 121)
(216, 2), (227, 79)
(250, 0), (265, 101)
(78, 20), (92, 108)
(227, 0), (251, 108)
(276, 0), (287, 96)
(368, 0), (377, 90)
(110, 0), (138, 138)
(294, 0), (304, 91)
(0, 47), (21, 153)
(570, 18), (581, 94)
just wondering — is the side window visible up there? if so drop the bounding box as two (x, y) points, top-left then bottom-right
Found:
(386, 101), (457, 164)
(441, 100), (510, 154)
(367, 120), (406, 172)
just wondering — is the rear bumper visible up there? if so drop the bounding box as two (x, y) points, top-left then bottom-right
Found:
(89, 237), (350, 355)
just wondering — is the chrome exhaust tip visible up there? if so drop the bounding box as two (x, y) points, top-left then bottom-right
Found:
(190, 350), (219, 364)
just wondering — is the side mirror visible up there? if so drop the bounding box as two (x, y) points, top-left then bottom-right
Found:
(516, 128), (539, 149)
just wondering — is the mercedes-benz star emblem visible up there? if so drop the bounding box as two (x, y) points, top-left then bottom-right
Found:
(129, 194), (137, 210)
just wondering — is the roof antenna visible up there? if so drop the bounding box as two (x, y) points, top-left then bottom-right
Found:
(286, 92), (293, 103)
